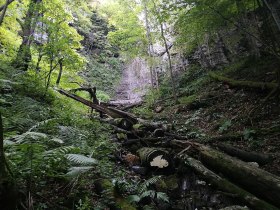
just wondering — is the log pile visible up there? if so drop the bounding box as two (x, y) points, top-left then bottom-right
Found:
(56, 88), (280, 209)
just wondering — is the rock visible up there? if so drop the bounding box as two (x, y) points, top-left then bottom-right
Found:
(155, 106), (164, 113)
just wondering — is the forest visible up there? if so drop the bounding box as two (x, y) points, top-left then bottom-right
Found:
(0, 0), (280, 209)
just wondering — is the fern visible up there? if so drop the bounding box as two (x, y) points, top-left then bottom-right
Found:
(140, 190), (156, 199)
(28, 118), (57, 132)
(156, 192), (169, 203)
(44, 146), (79, 157)
(12, 132), (48, 143)
(65, 166), (94, 177)
(65, 154), (98, 166)
(138, 176), (161, 194)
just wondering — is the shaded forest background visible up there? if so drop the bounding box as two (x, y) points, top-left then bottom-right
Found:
(0, 0), (280, 209)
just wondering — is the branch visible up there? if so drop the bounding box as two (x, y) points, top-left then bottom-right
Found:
(0, 0), (14, 12)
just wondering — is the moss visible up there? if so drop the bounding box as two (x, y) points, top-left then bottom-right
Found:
(178, 95), (197, 105)
(209, 72), (277, 91)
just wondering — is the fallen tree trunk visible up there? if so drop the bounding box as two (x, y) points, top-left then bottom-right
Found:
(137, 147), (170, 169)
(195, 144), (280, 207)
(56, 88), (138, 124)
(216, 143), (272, 165)
(184, 155), (279, 210)
(122, 137), (168, 146)
(209, 72), (278, 91)
(95, 117), (133, 135)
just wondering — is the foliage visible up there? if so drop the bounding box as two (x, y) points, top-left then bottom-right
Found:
(219, 119), (232, 133)
(100, 0), (147, 58)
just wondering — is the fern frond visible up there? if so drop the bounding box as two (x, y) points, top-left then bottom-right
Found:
(139, 176), (161, 194)
(65, 154), (98, 166)
(28, 118), (57, 132)
(44, 146), (79, 157)
(140, 190), (156, 199)
(4, 140), (16, 146)
(13, 132), (48, 143)
(49, 138), (64, 144)
(65, 166), (94, 177)
(156, 192), (169, 203)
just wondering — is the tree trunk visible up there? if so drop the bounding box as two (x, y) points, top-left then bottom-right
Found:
(0, 112), (7, 179)
(0, 0), (13, 12)
(0, 0), (14, 26)
(143, 0), (155, 88)
(209, 72), (278, 91)
(215, 143), (272, 165)
(56, 88), (138, 124)
(137, 147), (170, 169)
(262, 0), (280, 31)
(235, 0), (260, 58)
(13, 0), (41, 71)
(184, 155), (279, 210)
(160, 23), (178, 103)
(196, 144), (280, 207)
(56, 59), (63, 86)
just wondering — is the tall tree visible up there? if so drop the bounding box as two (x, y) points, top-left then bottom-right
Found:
(151, 0), (178, 102)
(13, 0), (42, 71)
(143, 0), (156, 88)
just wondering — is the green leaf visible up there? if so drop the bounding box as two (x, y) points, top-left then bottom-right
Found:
(65, 154), (98, 165)
(127, 195), (141, 203)
(65, 166), (94, 177)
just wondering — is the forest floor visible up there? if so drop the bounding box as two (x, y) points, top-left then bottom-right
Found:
(114, 58), (280, 209)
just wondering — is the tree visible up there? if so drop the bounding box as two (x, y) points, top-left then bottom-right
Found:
(102, 0), (147, 58)
(151, 0), (178, 102)
(13, 0), (42, 71)
(0, 0), (15, 26)
(34, 0), (84, 89)
(143, 0), (156, 88)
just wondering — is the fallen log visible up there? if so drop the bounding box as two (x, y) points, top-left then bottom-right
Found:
(183, 156), (278, 210)
(95, 117), (133, 135)
(195, 144), (280, 207)
(216, 143), (272, 165)
(56, 88), (138, 124)
(165, 132), (188, 140)
(121, 102), (143, 111)
(122, 138), (168, 146)
(137, 147), (170, 169)
(209, 72), (277, 91)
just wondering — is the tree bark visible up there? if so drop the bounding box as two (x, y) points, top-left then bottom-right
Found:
(0, 112), (7, 179)
(56, 59), (63, 86)
(235, 0), (260, 58)
(196, 144), (280, 207)
(159, 22), (178, 103)
(184, 155), (279, 210)
(137, 147), (170, 169)
(143, 0), (155, 88)
(262, 0), (280, 31)
(215, 143), (272, 165)
(13, 0), (41, 71)
(56, 88), (138, 124)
